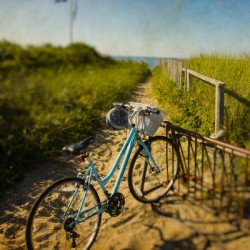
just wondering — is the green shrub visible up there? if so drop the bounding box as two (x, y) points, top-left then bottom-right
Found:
(0, 41), (150, 193)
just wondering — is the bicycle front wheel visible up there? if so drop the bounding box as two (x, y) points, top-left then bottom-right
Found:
(128, 136), (179, 203)
(26, 177), (102, 250)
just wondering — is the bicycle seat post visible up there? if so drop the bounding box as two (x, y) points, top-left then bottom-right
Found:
(77, 153), (91, 179)
(80, 152), (89, 163)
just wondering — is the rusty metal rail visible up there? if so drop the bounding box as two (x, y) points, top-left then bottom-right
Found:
(164, 121), (250, 233)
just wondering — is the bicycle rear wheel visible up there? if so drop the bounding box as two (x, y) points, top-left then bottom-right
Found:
(26, 177), (102, 250)
(128, 136), (179, 203)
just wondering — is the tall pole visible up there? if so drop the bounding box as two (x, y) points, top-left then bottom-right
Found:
(69, 0), (78, 44)
(69, 0), (73, 43)
(55, 0), (77, 44)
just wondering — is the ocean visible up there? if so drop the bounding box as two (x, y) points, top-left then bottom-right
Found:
(113, 56), (160, 69)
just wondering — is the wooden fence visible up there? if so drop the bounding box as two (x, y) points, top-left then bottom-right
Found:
(157, 58), (187, 89)
(158, 58), (225, 138)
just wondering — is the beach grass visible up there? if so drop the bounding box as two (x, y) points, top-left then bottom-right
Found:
(0, 41), (150, 191)
(151, 54), (250, 149)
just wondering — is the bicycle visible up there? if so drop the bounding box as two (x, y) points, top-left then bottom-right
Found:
(26, 102), (180, 250)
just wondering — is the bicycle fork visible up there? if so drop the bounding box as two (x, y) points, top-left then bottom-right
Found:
(138, 140), (161, 174)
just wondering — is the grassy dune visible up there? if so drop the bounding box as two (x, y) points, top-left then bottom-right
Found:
(151, 54), (250, 149)
(0, 41), (150, 192)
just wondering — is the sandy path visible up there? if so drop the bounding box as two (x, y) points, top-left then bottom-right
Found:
(1, 79), (250, 250)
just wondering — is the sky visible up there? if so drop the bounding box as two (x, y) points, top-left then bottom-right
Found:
(0, 0), (249, 58)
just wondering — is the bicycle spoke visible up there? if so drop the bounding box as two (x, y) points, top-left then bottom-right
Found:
(26, 178), (102, 250)
(140, 161), (148, 194)
(128, 136), (179, 203)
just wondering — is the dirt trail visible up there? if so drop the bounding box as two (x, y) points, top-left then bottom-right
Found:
(1, 79), (250, 250)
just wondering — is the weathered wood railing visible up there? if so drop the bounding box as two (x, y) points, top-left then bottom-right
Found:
(158, 58), (225, 138)
(185, 69), (225, 138)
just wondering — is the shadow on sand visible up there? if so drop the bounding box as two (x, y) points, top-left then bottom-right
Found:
(149, 193), (250, 250)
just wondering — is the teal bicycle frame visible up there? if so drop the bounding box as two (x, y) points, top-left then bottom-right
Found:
(64, 126), (160, 226)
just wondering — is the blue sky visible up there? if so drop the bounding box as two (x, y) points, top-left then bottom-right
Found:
(0, 0), (249, 57)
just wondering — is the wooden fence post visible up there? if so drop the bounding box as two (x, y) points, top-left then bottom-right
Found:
(174, 60), (178, 87)
(187, 71), (192, 91)
(215, 83), (225, 136)
(178, 61), (182, 88)
(157, 60), (225, 138)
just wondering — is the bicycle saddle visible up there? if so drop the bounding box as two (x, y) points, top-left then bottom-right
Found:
(62, 136), (95, 156)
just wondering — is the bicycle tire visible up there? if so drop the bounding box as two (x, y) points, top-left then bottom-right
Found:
(26, 177), (102, 250)
(128, 136), (179, 203)
(106, 106), (128, 130)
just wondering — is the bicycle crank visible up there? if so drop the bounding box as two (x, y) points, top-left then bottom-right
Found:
(106, 192), (125, 217)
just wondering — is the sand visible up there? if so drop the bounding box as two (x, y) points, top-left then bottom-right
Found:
(0, 79), (250, 250)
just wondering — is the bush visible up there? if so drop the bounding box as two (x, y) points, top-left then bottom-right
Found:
(0, 41), (150, 193)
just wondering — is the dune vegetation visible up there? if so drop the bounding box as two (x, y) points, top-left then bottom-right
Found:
(0, 41), (150, 192)
(151, 54), (250, 149)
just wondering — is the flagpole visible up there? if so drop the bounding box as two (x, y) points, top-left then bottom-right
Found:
(55, 0), (77, 44)
(69, 0), (73, 43)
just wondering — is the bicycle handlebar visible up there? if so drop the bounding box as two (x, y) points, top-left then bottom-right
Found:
(146, 107), (160, 114)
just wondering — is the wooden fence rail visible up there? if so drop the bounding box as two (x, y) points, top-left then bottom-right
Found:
(158, 58), (225, 138)
(186, 69), (225, 138)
